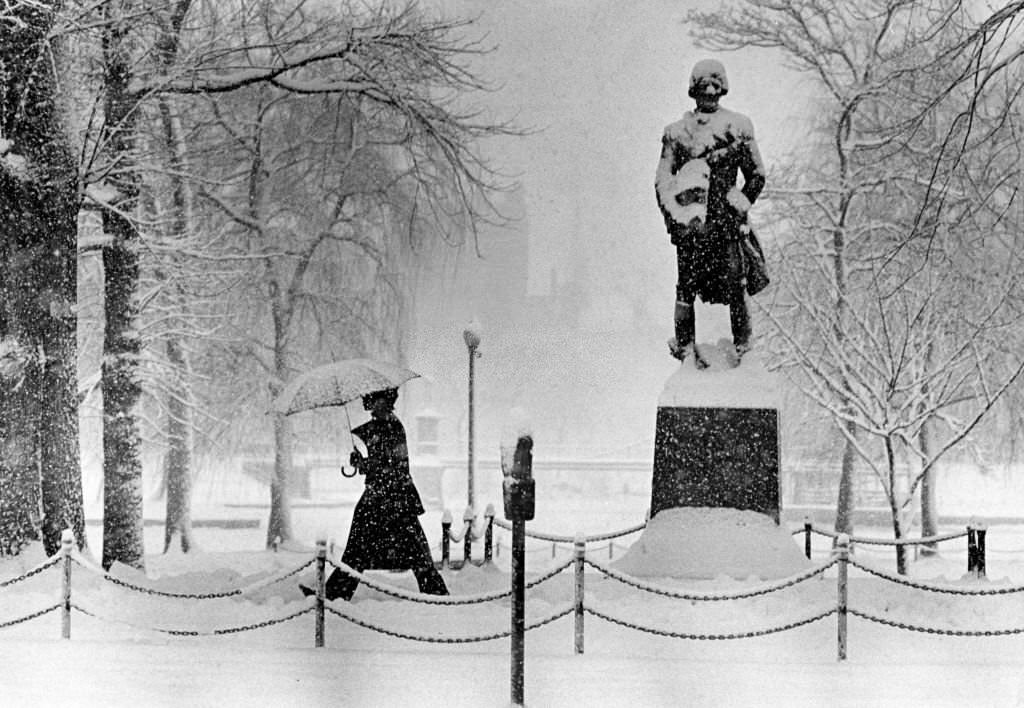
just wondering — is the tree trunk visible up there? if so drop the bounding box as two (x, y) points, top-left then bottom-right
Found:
(0, 3), (84, 557)
(919, 419), (939, 557)
(266, 290), (294, 548)
(157, 75), (195, 554)
(163, 338), (194, 553)
(267, 410), (295, 548)
(0, 380), (41, 556)
(834, 421), (856, 537)
(885, 436), (908, 574)
(919, 340), (939, 556)
(101, 4), (145, 571)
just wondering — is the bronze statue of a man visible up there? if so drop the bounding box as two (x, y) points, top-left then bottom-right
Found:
(655, 59), (769, 368)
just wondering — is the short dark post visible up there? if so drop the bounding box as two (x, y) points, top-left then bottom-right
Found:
(61, 529), (73, 640)
(574, 533), (585, 655)
(484, 504), (495, 564)
(503, 434), (535, 708)
(804, 516), (812, 559)
(836, 533), (849, 661)
(315, 537), (326, 647)
(976, 523), (987, 579)
(463, 507), (475, 567)
(441, 510), (452, 570)
(967, 524), (978, 576)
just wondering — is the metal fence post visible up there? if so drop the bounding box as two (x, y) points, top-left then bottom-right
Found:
(315, 537), (326, 648)
(574, 533), (585, 655)
(836, 533), (849, 661)
(441, 510), (452, 570)
(484, 504), (495, 564)
(464, 506), (475, 567)
(967, 523), (978, 577)
(61, 529), (73, 640)
(976, 523), (987, 579)
(804, 516), (812, 559)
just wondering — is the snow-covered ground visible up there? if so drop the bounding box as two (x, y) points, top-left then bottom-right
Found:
(5, 504), (1024, 708)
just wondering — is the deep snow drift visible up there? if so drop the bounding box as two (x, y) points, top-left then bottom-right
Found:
(613, 507), (810, 579)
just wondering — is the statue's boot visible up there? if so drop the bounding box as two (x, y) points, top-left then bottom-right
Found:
(668, 302), (707, 369)
(730, 296), (752, 365)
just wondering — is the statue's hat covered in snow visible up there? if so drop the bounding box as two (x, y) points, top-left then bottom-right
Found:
(688, 58), (729, 98)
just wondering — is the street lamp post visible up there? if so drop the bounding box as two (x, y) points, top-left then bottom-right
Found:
(463, 326), (481, 510)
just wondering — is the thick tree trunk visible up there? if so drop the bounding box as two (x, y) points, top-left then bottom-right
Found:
(267, 411), (295, 548)
(834, 421), (856, 537)
(163, 338), (194, 553)
(0, 379), (41, 556)
(266, 296), (294, 548)
(0, 4), (84, 556)
(100, 5), (145, 570)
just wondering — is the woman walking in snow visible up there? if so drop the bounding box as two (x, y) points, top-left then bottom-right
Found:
(301, 387), (448, 601)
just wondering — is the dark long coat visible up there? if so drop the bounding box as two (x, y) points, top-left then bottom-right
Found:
(341, 415), (434, 571)
(655, 105), (768, 304)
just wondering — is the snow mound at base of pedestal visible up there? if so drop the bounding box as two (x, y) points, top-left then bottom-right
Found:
(612, 507), (810, 580)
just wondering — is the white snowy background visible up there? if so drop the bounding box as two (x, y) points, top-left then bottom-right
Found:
(8, 2), (1024, 707)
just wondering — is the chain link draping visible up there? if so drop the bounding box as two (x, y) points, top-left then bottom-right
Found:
(70, 557), (315, 599)
(324, 558), (573, 604)
(70, 602), (314, 636)
(584, 605), (837, 640)
(325, 602), (574, 643)
(491, 518), (646, 543)
(495, 539), (618, 558)
(583, 556), (838, 601)
(0, 555), (62, 588)
(847, 557), (1024, 596)
(806, 525), (967, 546)
(848, 607), (1024, 637)
(0, 603), (62, 629)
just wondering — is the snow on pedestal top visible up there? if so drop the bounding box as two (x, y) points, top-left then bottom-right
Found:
(659, 340), (780, 409)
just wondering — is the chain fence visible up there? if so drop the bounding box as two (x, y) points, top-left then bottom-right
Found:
(3, 523), (1024, 662)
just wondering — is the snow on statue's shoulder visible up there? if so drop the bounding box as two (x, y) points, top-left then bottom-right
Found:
(660, 339), (778, 409)
(663, 107), (755, 152)
(708, 106), (754, 141)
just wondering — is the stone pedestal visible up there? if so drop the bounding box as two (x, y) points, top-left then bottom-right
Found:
(650, 343), (781, 523)
(615, 342), (805, 579)
(651, 406), (779, 521)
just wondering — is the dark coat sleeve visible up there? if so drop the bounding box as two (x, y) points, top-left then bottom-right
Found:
(738, 128), (766, 206)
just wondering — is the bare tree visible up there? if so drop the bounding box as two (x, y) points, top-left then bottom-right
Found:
(0, 1), (85, 556)
(689, 0), (1024, 571)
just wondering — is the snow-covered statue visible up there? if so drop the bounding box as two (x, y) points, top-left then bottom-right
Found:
(655, 59), (769, 368)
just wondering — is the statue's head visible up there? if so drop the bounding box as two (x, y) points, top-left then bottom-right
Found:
(688, 59), (729, 99)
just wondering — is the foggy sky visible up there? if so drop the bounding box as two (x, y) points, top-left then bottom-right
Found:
(435, 0), (804, 301)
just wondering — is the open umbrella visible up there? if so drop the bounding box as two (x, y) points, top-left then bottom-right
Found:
(272, 358), (421, 478)
(272, 358), (421, 415)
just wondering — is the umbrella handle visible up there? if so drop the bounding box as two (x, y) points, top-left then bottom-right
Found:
(340, 407), (360, 478)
